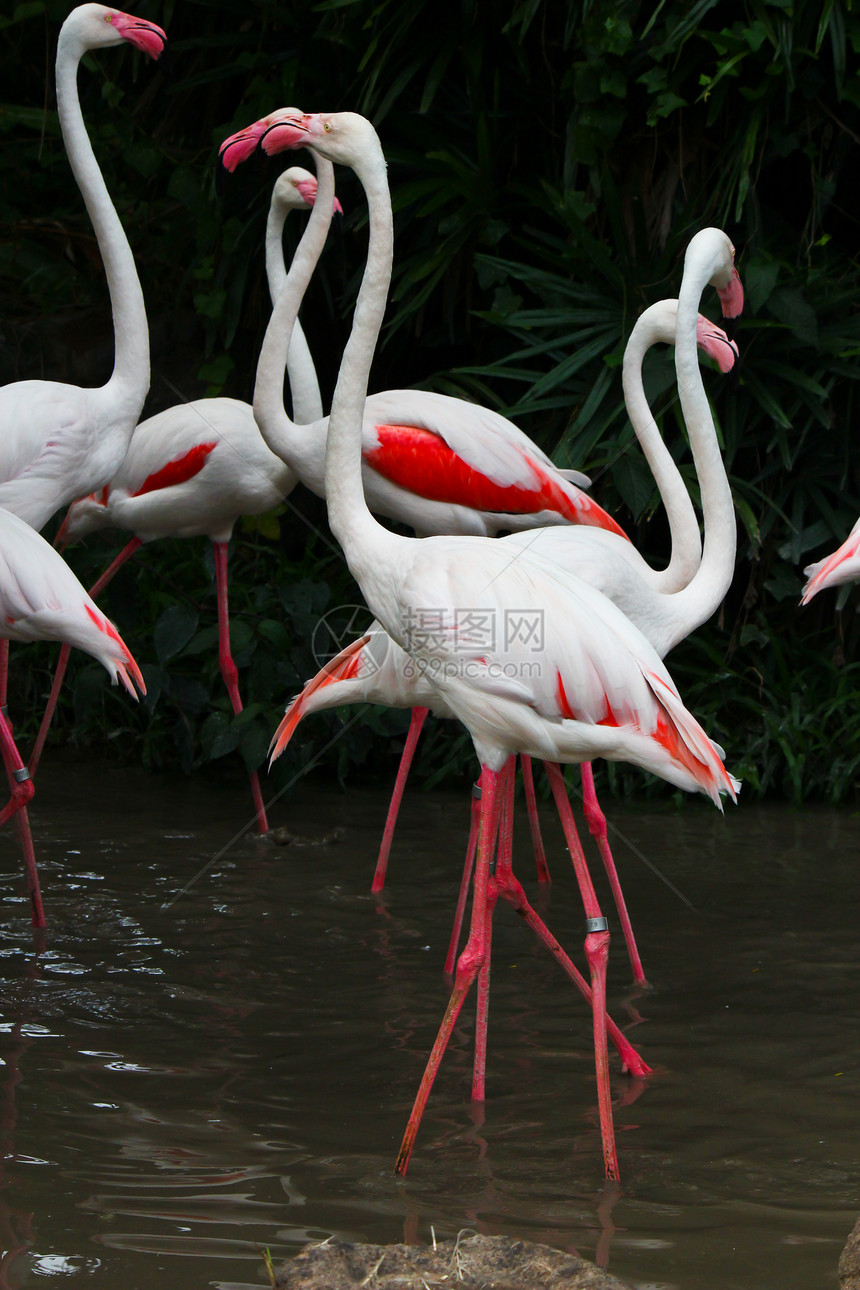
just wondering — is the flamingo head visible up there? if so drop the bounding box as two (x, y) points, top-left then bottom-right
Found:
(272, 166), (344, 216)
(684, 229), (745, 321)
(65, 5), (166, 58)
(277, 111), (383, 170)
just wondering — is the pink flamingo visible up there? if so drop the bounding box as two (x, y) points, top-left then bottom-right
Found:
(0, 4), (162, 897)
(31, 167), (340, 830)
(222, 107), (740, 1179)
(801, 519), (860, 603)
(0, 507), (145, 927)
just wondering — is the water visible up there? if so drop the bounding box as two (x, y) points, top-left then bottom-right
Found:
(1, 756), (858, 1289)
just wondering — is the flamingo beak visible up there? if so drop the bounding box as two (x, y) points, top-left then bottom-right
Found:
(717, 264), (744, 320)
(219, 123), (268, 173)
(260, 114), (311, 157)
(110, 12), (167, 59)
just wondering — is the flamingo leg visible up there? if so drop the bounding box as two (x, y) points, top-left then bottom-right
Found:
(29, 536), (144, 777)
(0, 641), (8, 715)
(371, 705), (429, 892)
(472, 757), (514, 1101)
(580, 761), (648, 987)
(213, 541), (268, 834)
(443, 780), (481, 975)
(520, 755), (550, 882)
(545, 761), (619, 1182)
(0, 713), (44, 929)
(394, 765), (502, 1176)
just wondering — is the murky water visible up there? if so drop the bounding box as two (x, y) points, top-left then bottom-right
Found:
(1, 756), (858, 1289)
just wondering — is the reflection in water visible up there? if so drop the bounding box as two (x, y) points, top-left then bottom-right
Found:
(0, 756), (858, 1289)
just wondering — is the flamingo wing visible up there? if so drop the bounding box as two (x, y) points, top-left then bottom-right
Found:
(361, 389), (626, 536)
(396, 540), (736, 804)
(801, 518), (860, 604)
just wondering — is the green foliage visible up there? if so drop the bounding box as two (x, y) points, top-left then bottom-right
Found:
(2, 0), (859, 804)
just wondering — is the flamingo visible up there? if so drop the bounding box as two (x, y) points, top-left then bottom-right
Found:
(222, 107), (740, 1180)
(0, 507), (145, 928)
(0, 4), (164, 727)
(801, 519), (860, 603)
(31, 167), (340, 831)
(268, 302), (739, 897)
(221, 122), (620, 542)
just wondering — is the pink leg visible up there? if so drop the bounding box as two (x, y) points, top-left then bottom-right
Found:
(472, 758), (514, 1101)
(0, 641), (8, 713)
(520, 755), (550, 882)
(0, 713), (44, 929)
(213, 542), (268, 834)
(580, 761), (648, 987)
(444, 781), (481, 975)
(371, 706), (429, 892)
(395, 765), (502, 1176)
(29, 536), (143, 777)
(545, 761), (619, 1182)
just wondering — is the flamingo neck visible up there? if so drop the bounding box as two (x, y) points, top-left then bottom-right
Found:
(622, 322), (701, 591)
(323, 141), (401, 583)
(671, 242), (736, 635)
(264, 195), (323, 424)
(55, 27), (149, 411)
(254, 159), (334, 448)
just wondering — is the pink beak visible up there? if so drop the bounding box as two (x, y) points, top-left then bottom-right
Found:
(260, 116), (312, 157)
(695, 318), (740, 374)
(219, 122), (269, 172)
(717, 264), (744, 319)
(110, 11), (167, 59)
(294, 178), (343, 215)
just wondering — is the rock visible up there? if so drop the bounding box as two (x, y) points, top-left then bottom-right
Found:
(272, 1232), (635, 1289)
(839, 1216), (860, 1288)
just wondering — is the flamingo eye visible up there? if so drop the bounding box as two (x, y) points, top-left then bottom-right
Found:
(323, 121), (333, 133)
(105, 12), (113, 19)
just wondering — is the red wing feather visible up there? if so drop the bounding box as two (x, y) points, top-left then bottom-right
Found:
(366, 424), (626, 535)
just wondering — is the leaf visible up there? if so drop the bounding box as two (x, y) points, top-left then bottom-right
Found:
(154, 605), (199, 666)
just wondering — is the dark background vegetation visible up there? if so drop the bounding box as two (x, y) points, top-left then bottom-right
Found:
(1, 0), (859, 806)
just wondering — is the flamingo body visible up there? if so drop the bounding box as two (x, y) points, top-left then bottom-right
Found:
(58, 397), (296, 546)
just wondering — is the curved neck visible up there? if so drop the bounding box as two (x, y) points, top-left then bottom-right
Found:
(322, 143), (398, 580)
(264, 196), (323, 424)
(56, 28), (149, 407)
(254, 159), (334, 448)
(622, 327), (701, 591)
(670, 247), (736, 632)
